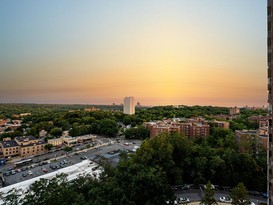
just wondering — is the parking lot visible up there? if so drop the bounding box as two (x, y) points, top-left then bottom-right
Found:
(0, 136), (142, 187)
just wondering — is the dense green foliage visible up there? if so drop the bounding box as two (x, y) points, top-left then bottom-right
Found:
(0, 131), (267, 204)
(0, 104), (266, 140)
(124, 125), (150, 139)
(0, 104), (267, 204)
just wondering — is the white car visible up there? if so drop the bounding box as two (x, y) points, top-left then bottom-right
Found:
(178, 197), (190, 203)
(219, 196), (232, 203)
(28, 170), (33, 175)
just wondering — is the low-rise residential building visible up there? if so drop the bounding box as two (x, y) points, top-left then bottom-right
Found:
(210, 120), (230, 129)
(150, 125), (180, 139)
(62, 136), (77, 147)
(235, 129), (268, 150)
(0, 140), (19, 158)
(47, 138), (63, 147)
(0, 136), (46, 158)
(48, 134), (96, 147)
(248, 115), (269, 127)
(84, 107), (100, 112)
(15, 136), (46, 157)
(76, 135), (96, 143)
(147, 118), (210, 138)
(181, 122), (210, 137)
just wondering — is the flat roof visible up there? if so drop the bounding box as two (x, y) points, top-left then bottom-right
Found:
(1, 140), (19, 148)
(0, 159), (102, 196)
(20, 141), (46, 148)
(15, 136), (36, 142)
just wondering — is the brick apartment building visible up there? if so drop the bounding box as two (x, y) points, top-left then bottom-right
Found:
(147, 119), (210, 138)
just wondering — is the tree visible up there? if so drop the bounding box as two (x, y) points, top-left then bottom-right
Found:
(230, 183), (249, 205)
(44, 144), (53, 151)
(49, 127), (62, 137)
(98, 119), (118, 137)
(0, 188), (24, 205)
(63, 146), (72, 152)
(22, 174), (86, 205)
(200, 181), (218, 205)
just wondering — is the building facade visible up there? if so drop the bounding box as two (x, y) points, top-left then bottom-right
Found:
(0, 138), (19, 158)
(229, 107), (240, 116)
(147, 119), (210, 138)
(0, 136), (46, 158)
(269, 1), (273, 203)
(123, 97), (135, 115)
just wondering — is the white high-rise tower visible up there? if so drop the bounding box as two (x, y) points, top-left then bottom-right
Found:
(123, 97), (135, 115)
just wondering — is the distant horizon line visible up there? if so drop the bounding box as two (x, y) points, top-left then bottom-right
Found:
(0, 101), (268, 109)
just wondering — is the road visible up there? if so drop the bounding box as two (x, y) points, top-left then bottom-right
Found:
(175, 189), (267, 205)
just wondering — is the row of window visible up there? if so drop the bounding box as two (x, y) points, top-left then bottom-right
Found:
(4, 147), (19, 151)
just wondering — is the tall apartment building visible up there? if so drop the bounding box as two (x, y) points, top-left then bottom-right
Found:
(268, 1), (273, 203)
(123, 97), (135, 115)
(229, 106), (240, 115)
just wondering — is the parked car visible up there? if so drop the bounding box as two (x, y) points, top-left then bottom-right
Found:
(41, 168), (48, 173)
(5, 171), (11, 176)
(181, 184), (191, 190)
(50, 165), (56, 170)
(219, 196), (232, 203)
(178, 197), (190, 204)
(22, 172), (28, 177)
(80, 156), (87, 160)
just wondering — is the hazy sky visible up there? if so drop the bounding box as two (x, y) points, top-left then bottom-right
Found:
(0, 0), (267, 106)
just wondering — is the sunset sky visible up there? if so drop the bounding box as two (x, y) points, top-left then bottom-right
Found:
(0, 0), (267, 107)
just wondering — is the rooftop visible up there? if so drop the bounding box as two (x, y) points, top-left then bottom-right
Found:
(20, 140), (46, 148)
(1, 140), (19, 148)
(15, 136), (36, 142)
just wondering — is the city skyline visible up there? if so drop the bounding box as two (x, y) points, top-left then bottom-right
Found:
(0, 0), (267, 107)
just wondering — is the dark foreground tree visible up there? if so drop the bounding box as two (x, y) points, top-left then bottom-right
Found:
(23, 174), (86, 205)
(230, 183), (249, 205)
(200, 181), (218, 205)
